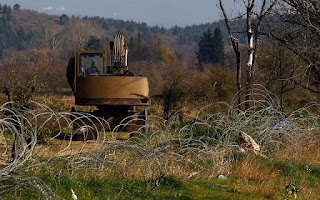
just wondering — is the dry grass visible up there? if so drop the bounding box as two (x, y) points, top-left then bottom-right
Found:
(232, 156), (280, 182)
(299, 184), (320, 200)
(231, 155), (282, 198)
(34, 92), (96, 113)
(276, 136), (320, 165)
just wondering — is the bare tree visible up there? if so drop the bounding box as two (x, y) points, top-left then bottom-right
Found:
(63, 17), (99, 57)
(257, 42), (302, 110)
(219, 0), (277, 110)
(219, 0), (242, 111)
(267, 0), (320, 93)
(41, 27), (64, 51)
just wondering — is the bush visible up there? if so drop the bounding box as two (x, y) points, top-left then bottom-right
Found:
(2, 69), (45, 108)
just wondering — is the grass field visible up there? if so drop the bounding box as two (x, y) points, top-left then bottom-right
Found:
(6, 157), (319, 200)
(0, 91), (320, 199)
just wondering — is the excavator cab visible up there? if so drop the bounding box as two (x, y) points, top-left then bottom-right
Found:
(79, 53), (104, 76)
(68, 33), (150, 140)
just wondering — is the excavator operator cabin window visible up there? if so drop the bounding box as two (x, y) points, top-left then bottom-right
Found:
(79, 53), (104, 76)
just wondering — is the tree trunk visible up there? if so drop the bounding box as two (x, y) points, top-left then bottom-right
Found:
(236, 42), (242, 111)
(245, 11), (255, 110)
(219, 0), (242, 111)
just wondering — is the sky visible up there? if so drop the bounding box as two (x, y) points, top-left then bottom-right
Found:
(0, 0), (239, 28)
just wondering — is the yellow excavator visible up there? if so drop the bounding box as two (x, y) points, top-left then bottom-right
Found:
(66, 33), (150, 140)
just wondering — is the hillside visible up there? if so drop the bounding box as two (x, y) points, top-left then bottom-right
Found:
(10, 9), (63, 33)
(0, 8), (248, 62)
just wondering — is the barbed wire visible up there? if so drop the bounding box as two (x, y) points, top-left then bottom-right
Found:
(0, 85), (319, 199)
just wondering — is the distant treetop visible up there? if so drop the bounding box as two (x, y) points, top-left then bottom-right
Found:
(85, 35), (102, 50)
(2, 4), (8, 14)
(60, 14), (69, 25)
(13, 4), (20, 11)
(196, 27), (225, 70)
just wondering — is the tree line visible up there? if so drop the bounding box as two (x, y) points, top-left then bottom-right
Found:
(84, 15), (247, 45)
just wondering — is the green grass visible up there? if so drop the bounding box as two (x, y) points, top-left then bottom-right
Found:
(3, 175), (273, 200)
(274, 160), (320, 188)
(2, 158), (319, 199)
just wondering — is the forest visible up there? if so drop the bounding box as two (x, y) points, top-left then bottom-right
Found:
(0, 1), (319, 199)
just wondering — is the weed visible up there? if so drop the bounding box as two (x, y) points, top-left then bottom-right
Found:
(285, 183), (299, 199)
(159, 175), (182, 189)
